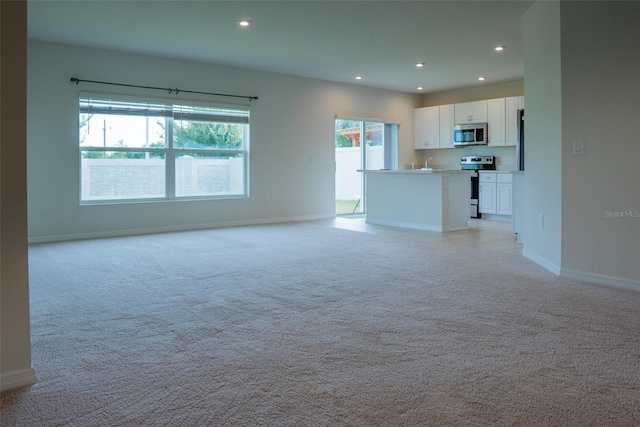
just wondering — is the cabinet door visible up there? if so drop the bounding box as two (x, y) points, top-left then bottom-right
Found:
(414, 108), (428, 149)
(469, 100), (488, 122)
(487, 98), (505, 146)
(455, 101), (488, 124)
(438, 104), (455, 148)
(479, 172), (497, 214)
(505, 96), (524, 146)
(497, 183), (513, 215)
(424, 106), (440, 149)
(479, 182), (496, 214)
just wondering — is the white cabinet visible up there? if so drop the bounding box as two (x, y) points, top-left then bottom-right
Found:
(506, 96), (524, 146)
(479, 172), (497, 214)
(487, 98), (506, 146)
(480, 172), (512, 216)
(416, 96), (522, 149)
(414, 106), (439, 149)
(455, 100), (488, 124)
(496, 174), (513, 215)
(414, 105), (455, 149)
(438, 104), (455, 149)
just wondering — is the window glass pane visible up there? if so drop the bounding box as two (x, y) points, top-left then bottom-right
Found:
(175, 153), (245, 197)
(80, 114), (166, 149)
(364, 122), (384, 170)
(81, 151), (166, 201)
(174, 121), (244, 150)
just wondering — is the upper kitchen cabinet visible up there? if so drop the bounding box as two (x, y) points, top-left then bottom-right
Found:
(505, 96), (524, 146)
(414, 106), (439, 149)
(487, 98), (506, 146)
(454, 100), (488, 124)
(438, 104), (455, 149)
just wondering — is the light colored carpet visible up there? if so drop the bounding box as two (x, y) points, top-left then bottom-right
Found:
(1, 221), (639, 426)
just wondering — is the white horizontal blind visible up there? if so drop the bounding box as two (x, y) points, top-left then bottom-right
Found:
(79, 98), (172, 117)
(80, 97), (250, 124)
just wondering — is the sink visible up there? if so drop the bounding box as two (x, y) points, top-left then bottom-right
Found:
(420, 168), (433, 171)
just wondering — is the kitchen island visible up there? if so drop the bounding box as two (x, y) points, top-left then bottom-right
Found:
(363, 169), (472, 232)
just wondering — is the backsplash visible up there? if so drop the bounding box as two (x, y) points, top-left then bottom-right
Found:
(416, 146), (516, 171)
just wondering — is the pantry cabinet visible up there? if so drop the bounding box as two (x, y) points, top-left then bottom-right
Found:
(454, 100), (488, 124)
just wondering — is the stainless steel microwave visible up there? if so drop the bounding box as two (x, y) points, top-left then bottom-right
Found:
(453, 123), (488, 146)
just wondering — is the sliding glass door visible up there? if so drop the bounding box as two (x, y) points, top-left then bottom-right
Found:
(335, 119), (397, 215)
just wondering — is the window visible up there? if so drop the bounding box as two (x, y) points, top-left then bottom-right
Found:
(79, 95), (249, 203)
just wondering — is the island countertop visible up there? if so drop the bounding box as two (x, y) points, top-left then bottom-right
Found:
(359, 169), (472, 174)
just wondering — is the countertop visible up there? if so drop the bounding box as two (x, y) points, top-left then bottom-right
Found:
(360, 169), (524, 175)
(359, 169), (472, 174)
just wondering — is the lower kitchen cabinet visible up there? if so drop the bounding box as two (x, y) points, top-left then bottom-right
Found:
(479, 173), (497, 214)
(480, 172), (512, 216)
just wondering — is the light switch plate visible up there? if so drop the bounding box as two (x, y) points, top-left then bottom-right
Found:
(572, 140), (584, 155)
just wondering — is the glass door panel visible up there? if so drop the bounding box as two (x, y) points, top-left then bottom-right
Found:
(335, 120), (389, 215)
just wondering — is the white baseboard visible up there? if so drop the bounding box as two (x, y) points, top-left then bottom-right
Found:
(522, 248), (562, 276)
(560, 268), (640, 292)
(365, 218), (446, 233)
(523, 249), (640, 291)
(28, 214), (335, 244)
(1, 367), (37, 392)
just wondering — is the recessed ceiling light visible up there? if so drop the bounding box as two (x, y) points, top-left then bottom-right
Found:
(355, 75), (363, 80)
(239, 20), (251, 27)
(495, 46), (504, 51)
(417, 86), (424, 91)
(478, 76), (486, 81)
(416, 62), (425, 68)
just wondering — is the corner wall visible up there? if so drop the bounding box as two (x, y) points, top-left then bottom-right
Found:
(521, 0), (563, 274)
(1, 1), (37, 391)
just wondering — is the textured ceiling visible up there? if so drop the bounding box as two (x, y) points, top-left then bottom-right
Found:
(28, 0), (534, 93)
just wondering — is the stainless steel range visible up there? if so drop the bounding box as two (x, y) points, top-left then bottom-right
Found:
(461, 156), (496, 218)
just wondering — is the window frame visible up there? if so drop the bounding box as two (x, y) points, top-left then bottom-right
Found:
(78, 93), (250, 204)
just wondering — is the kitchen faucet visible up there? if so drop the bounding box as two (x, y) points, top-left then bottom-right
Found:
(425, 157), (432, 169)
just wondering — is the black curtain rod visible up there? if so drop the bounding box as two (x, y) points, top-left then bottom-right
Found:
(70, 77), (258, 101)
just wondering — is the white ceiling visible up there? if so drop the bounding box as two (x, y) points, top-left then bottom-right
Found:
(28, 0), (535, 94)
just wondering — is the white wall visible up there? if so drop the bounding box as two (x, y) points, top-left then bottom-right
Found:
(522, 0), (640, 287)
(521, 0), (564, 274)
(559, 1), (640, 285)
(27, 41), (419, 241)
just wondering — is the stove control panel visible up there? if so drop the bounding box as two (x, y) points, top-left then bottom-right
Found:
(460, 156), (496, 170)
